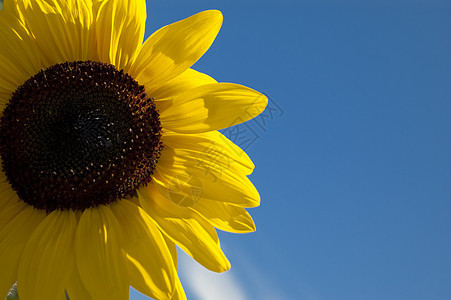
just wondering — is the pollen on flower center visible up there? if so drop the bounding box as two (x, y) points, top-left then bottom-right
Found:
(0, 61), (163, 212)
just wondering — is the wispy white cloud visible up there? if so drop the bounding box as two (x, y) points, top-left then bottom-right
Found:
(244, 269), (289, 300)
(230, 254), (293, 300)
(178, 250), (248, 300)
(178, 243), (319, 300)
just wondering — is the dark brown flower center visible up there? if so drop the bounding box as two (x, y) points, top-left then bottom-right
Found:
(0, 61), (163, 212)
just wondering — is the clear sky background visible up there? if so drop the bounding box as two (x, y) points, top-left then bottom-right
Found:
(128, 1), (451, 300)
(2, 0), (449, 299)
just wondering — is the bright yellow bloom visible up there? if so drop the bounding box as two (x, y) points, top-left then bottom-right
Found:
(0, 0), (267, 299)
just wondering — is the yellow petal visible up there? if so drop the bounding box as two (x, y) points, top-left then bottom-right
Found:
(130, 10), (222, 92)
(2, 0), (21, 18)
(148, 70), (216, 113)
(110, 200), (175, 300)
(159, 83), (267, 133)
(66, 268), (94, 300)
(138, 185), (231, 273)
(164, 235), (177, 265)
(0, 207), (46, 299)
(0, 170), (7, 183)
(161, 236), (188, 300)
(0, 181), (14, 194)
(172, 277), (188, 300)
(95, 0), (146, 71)
(152, 68), (217, 100)
(153, 140), (260, 208)
(192, 201), (256, 233)
(0, 11), (41, 103)
(75, 205), (129, 300)
(0, 194), (26, 231)
(91, 0), (105, 12)
(163, 130), (254, 175)
(15, 0), (96, 66)
(160, 133), (256, 232)
(17, 210), (77, 300)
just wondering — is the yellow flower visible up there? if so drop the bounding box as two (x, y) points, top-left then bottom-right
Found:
(0, 0), (267, 299)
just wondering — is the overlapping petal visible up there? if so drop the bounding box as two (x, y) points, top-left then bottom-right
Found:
(75, 205), (129, 300)
(152, 68), (217, 100)
(160, 237), (186, 300)
(2, 0), (21, 18)
(15, 0), (96, 67)
(192, 201), (256, 233)
(17, 210), (77, 300)
(0, 207), (46, 300)
(172, 277), (187, 300)
(0, 11), (41, 103)
(159, 83), (268, 133)
(151, 131), (257, 232)
(95, 0), (146, 71)
(66, 268), (94, 300)
(138, 185), (231, 273)
(153, 133), (260, 208)
(130, 10), (222, 92)
(163, 131), (255, 175)
(110, 200), (175, 300)
(0, 194), (27, 233)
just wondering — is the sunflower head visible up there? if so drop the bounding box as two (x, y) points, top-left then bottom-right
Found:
(0, 1), (267, 300)
(0, 60), (163, 212)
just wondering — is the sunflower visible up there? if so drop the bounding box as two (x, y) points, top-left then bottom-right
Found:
(0, 0), (267, 299)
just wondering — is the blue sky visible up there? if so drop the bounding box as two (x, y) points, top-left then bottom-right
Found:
(2, 0), (449, 299)
(1, 0), (449, 299)
(127, 1), (451, 300)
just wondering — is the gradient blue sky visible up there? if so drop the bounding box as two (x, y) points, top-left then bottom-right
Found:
(127, 1), (451, 300)
(0, 0), (449, 299)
